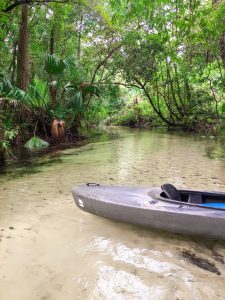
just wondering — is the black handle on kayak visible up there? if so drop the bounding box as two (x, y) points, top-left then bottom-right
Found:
(86, 183), (100, 186)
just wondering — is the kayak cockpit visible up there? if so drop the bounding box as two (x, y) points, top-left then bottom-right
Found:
(154, 183), (225, 210)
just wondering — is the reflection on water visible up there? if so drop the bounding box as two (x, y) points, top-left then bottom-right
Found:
(94, 265), (166, 300)
(205, 143), (225, 161)
(93, 237), (177, 275)
(91, 237), (197, 299)
(0, 127), (225, 300)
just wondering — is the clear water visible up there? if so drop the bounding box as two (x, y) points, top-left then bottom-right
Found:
(0, 127), (225, 300)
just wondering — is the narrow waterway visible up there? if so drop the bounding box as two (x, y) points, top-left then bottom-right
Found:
(0, 128), (225, 300)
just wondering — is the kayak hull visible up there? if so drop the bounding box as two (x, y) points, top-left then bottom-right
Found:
(72, 185), (225, 239)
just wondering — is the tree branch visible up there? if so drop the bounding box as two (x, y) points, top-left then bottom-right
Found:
(98, 81), (142, 89)
(3, 0), (69, 12)
(133, 76), (179, 126)
(91, 43), (123, 84)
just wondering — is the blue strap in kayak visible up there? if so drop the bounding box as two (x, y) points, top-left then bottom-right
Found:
(201, 203), (225, 208)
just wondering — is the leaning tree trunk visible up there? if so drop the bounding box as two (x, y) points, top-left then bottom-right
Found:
(16, 4), (29, 91)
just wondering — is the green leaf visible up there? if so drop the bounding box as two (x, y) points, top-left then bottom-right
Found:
(24, 136), (49, 149)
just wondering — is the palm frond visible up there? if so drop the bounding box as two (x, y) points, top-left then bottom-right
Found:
(82, 85), (100, 97)
(64, 82), (79, 92)
(28, 77), (49, 108)
(67, 90), (84, 114)
(0, 81), (29, 107)
(45, 54), (67, 76)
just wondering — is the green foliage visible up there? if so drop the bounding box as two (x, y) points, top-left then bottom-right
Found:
(84, 84), (123, 125)
(84, 99), (109, 125)
(111, 97), (159, 127)
(107, 0), (225, 128)
(0, 117), (18, 160)
(221, 103), (225, 113)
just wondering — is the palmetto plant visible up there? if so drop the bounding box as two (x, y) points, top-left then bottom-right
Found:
(64, 82), (100, 116)
(0, 76), (50, 118)
(45, 55), (101, 125)
(0, 55), (101, 147)
(0, 76), (51, 148)
(44, 55), (100, 117)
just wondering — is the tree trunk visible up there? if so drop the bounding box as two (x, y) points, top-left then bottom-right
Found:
(11, 41), (18, 84)
(49, 24), (57, 107)
(50, 25), (55, 55)
(212, 0), (225, 67)
(16, 4), (29, 91)
(219, 32), (225, 68)
(77, 15), (83, 64)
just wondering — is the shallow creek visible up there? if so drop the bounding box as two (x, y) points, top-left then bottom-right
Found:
(0, 128), (225, 300)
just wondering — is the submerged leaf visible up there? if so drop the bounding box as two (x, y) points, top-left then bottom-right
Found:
(24, 136), (49, 149)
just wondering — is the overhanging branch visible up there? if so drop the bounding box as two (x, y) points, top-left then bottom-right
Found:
(91, 43), (123, 84)
(3, 0), (69, 12)
(98, 81), (142, 89)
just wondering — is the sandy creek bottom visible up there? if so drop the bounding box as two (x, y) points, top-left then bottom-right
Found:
(0, 128), (225, 300)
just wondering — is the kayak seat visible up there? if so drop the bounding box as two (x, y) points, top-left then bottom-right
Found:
(161, 184), (181, 202)
(188, 194), (202, 204)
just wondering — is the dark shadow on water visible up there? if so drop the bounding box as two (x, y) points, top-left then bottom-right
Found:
(0, 138), (88, 180)
(0, 156), (64, 180)
(0, 129), (120, 181)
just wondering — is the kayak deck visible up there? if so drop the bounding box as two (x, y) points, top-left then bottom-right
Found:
(72, 184), (225, 239)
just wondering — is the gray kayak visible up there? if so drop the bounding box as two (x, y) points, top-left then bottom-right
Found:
(72, 183), (225, 239)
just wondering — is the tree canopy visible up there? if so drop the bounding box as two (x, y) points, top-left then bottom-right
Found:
(0, 0), (225, 157)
